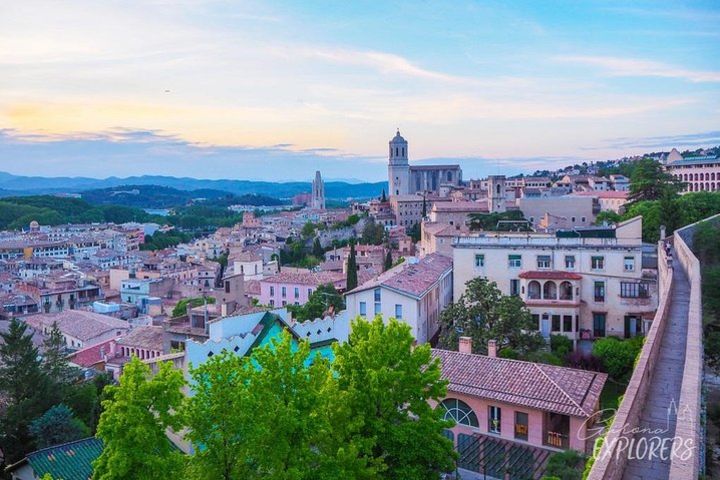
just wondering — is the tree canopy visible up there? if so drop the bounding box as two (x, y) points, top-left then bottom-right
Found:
(438, 277), (545, 356)
(94, 358), (185, 480)
(288, 283), (345, 321)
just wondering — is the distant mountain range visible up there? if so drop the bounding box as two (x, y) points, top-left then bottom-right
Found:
(0, 172), (388, 201)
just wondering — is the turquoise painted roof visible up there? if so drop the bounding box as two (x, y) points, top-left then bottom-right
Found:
(26, 437), (102, 480)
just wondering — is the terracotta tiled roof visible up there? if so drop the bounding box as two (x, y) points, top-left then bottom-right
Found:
(117, 326), (164, 351)
(24, 311), (130, 343)
(432, 349), (606, 418)
(518, 271), (582, 280)
(261, 270), (344, 286)
(347, 253), (452, 298)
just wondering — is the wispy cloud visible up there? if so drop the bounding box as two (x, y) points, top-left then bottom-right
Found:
(585, 131), (720, 150)
(555, 55), (720, 83)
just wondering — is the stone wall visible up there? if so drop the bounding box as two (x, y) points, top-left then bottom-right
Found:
(587, 243), (674, 480)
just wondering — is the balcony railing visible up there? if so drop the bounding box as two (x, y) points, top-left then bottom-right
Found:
(545, 431), (569, 449)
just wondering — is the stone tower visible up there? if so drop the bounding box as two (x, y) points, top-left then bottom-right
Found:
(311, 170), (325, 210)
(487, 175), (506, 213)
(388, 130), (410, 197)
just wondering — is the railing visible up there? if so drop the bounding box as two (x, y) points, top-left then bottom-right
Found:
(587, 241), (674, 480)
(545, 431), (569, 449)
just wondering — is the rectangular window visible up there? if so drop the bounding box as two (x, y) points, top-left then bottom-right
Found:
(510, 279), (520, 296)
(593, 313), (606, 338)
(308, 288), (313, 297)
(395, 304), (403, 319)
(515, 412), (529, 441)
(565, 255), (575, 269)
(475, 254), (485, 267)
(620, 282), (650, 298)
(374, 288), (381, 302)
(537, 255), (551, 269)
(282, 300), (287, 307)
(594, 281), (605, 302)
(359, 302), (366, 316)
(294, 287), (299, 299)
(563, 315), (573, 332)
(552, 315), (561, 332)
(374, 301), (381, 315)
(508, 254), (522, 268)
(281, 286), (286, 298)
(224, 281), (230, 293)
(270, 286), (275, 296)
(591, 256), (605, 270)
(624, 256), (635, 272)
(488, 406), (501, 434)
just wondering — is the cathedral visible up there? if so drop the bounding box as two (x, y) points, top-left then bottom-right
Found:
(387, 130), (462, 197)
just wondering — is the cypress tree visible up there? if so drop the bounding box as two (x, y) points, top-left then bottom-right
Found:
(346, 241), (358, 291)
(384, 250), (393, 271)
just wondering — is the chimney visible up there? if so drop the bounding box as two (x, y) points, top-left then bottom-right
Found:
(660, 225), (667, 240)
(459, 336), (472, 354)
(488, 339), (497, 358)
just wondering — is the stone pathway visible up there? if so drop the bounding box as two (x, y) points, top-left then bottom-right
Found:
(623, 255), (690, 480)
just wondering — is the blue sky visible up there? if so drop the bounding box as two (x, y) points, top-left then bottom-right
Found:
(0, 0), (718, 181)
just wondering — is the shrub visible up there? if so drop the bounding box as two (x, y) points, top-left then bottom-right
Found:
(544, 449), (585, 480)
(592, 337), (642, 382)
(550, 334), (573, 359)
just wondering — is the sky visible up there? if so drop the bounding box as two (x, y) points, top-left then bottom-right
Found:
(0, 0), (718, 182)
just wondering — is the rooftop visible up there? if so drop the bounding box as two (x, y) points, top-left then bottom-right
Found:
(117, 325), (164, 351)
(24, 310), (130, 342)
(7, 437), (103, 480)
(347, 253), (452, 298)
(432, 348), (606, 418)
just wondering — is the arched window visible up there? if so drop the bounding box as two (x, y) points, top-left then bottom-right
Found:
(712, 173), (716, 181)
(559, 281), (573, 300)
(528, 281), (541, 299)
(440, 398), (479, 427)
(447, 171), (452, 182)
(496, 184), (501, 195)
(402, 147), (405, 156)
(543, 281), (557, 300)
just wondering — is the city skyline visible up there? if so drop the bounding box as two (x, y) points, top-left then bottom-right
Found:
(1, 0), (719, 181)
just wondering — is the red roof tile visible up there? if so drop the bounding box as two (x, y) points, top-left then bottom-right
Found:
(518, 271), (582, 280)
(432, 348), (606, 418)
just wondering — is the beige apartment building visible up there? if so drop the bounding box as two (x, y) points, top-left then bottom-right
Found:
(452, 217), (658, 345)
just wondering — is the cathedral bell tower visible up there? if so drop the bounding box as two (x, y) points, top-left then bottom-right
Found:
(388, 130), (410, 197)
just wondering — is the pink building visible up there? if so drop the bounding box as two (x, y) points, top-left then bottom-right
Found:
(432, 340), (606, 477)
(666, 152), (720, 193)
(259, 269), (344, 308)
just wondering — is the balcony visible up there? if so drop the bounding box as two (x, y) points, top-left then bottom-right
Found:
(545, 431), (570, 449)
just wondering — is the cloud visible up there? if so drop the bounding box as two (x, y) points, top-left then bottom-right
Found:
(587, 131), (720, 150)
(0, 128), (386, 181)
(555, 55), (720, 83)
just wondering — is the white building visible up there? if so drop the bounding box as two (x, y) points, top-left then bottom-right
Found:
(344, 253), (453, 344)
(665, 151), (720, 193)
(452, 217), (657, 345)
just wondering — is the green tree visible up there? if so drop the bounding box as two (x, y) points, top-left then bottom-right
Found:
(0, 319), (54, 462)
(346, 241), (358, 291)
(332, 317), (457, 479)
(543, 449), (585, 480)
(184, 351), (256, 480)
(421, 195), (427, 218)
(42, 321), (76, 385)
(628, 158), (682, 203)
(659, 191), (683, 235)
(288, 283), (345, 321)
(93, 358), (185, 480)
(380, 189), (387, 202)
(594, 210), (622, 225)
(384, 250), (393, 271)
(438, 278), (545, 355)
(361, 218), (384, 245)
(407, 222), (421, 242)
(29, 404), (90, 449)
(301, 221), (316, 238)
(172, 296), (216, 318)
(592, 337), (643, 382)
(313, 237), (325, 259)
